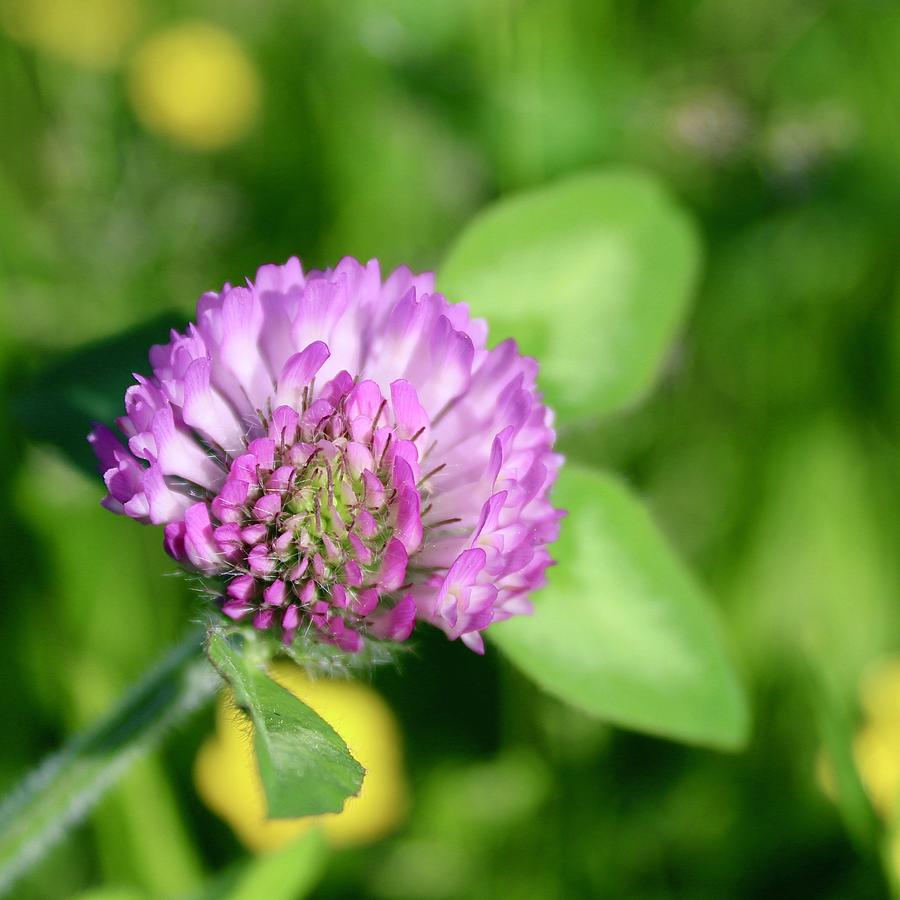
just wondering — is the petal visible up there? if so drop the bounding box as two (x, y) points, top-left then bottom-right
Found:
(345, 379), (384, 420)
(163, 521), (187, 562)
(211, 479), (250, 524)
(269, 406), (299, 446)
(378, 538), (408, 591)
(282, 603), (300, 631)
(460, 631), (486, 654)
(151, 406), (223, 490)
(254, 608), (276, 630)
(345, 442), (375, 479)
(355, 509), (378, 538)
(88, 423), (126, 471)
(121, 492), (150, 520)
(352, 587), (379, 616)
(370, 595), (416, 642)
(362, 470), (385, 509)
(392, 484), (422, 553)
(144, 464), (191, 525)
(389, 379), (429, 440)
(248, 544), (276, 577)
(405, 315), (474, 414)
(472, 491), (508, 543)
(219, 286), (274, 411)
(248, 437), (275, 470)
(184, 502), (222, 572)
(228, 575), (257, 603)
(182, 357), (245, 453)
(253, 492), (282, 522)
(263, 579), (288, 606)
(266, 465), (295, 493)
(343, 560), (363, 587)
(276, 340), (331, 405)
(348, 533), (373, 565)
(223, 598), (253, 621)
(446, 548), (488, 590)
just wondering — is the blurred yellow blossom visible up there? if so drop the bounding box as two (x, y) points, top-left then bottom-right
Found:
(852, 659), (900, 820)
(0, 0), (141, 68)
(127, 21), (260, 151)
(194, 661), (408, 852)
(819, 658), (900, 821)
(853, 722), (900, 820)
(859, 658), (900, 726)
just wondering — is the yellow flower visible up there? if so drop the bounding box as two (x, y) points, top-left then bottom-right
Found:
(0, 0), (141, 69)
(851, 659), (900, 820)
(194, 662), (408, 852)
(819, 659), (900, 820)
(860, 658), (900, 726)
(127, 21), (260, 152)
(854, 721), (900, 819)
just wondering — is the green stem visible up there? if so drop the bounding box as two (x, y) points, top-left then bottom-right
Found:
(0, 629), (220, 897)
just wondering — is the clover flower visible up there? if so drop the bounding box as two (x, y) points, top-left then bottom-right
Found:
(89, 257), (562, 654)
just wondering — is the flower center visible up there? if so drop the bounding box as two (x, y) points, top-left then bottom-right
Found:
(208, 372), (429, 652)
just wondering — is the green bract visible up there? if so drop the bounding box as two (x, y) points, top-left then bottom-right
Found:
(206, 629), (365, 818)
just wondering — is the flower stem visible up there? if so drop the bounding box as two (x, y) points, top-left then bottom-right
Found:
(0, 629), (220, 897)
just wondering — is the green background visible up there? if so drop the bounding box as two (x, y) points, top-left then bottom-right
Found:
(2, 1), (899, 897)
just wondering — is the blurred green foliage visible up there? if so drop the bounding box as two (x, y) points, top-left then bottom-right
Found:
(2, 0), (900, 897)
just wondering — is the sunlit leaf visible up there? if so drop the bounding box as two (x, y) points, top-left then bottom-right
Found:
(440, 169), (701, 421)
(491, 465), (749, 749)
(205, 629), (364, 818)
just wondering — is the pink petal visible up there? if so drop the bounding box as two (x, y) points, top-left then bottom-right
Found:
(392, 485), (423, 553)
(269, 405), (300, 446)
(211, 479), (250, 524)
(352, 587), (379, 616)
(390, 379), (429, 440)
(460, 631), (486, 654)
(263, 579), (288, 607)
(184, 502), (222, 573)
(181, 358), (243, 452)
(276, 340), (331, 403)
(370, 595), (416, 642)
(143, 464), (191, 525)
(228, 574), (257, 603)
(253, 492), (282, 522)
(378, 538), (408, 591)
(151, 406), (222, 490)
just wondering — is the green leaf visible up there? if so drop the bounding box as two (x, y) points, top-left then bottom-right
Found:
(13, 314), (183, 476)
(439, 168), (701, 421)
(189, 829), (326, 900)
(0, 631), (218, 897)
(490, 465), (749, 749)
(205, 629), (365, 818)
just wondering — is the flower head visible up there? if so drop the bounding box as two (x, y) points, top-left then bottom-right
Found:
(90, 257), (562, 654)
